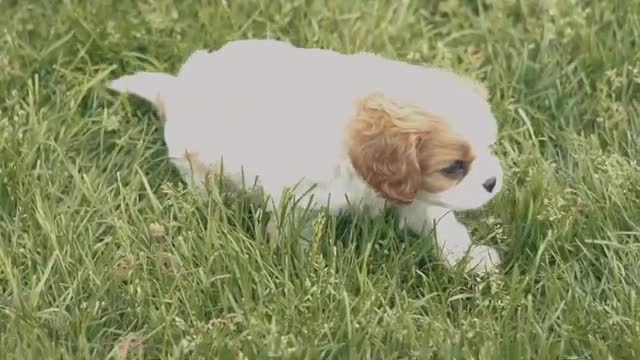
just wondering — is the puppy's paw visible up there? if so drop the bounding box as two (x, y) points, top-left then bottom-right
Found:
(464, 245), (501, 274)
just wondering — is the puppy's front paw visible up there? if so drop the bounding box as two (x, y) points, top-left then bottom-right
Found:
(464, 245), (501, 274)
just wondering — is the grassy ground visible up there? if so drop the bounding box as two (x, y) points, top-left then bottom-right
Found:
(1, 0), (640, 358)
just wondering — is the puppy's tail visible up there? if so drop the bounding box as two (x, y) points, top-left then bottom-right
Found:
(108, 71), (177, 124)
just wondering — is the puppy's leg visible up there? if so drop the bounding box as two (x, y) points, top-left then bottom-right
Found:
(398, 202), (500, 273)
(263, 193), (318, 249)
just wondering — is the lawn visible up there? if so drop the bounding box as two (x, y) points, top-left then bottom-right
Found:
(1, 0), (639, 358)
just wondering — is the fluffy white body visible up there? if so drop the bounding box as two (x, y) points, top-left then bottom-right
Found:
(109, 39), (504, 273)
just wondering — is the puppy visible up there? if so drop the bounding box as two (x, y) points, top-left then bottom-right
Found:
(109, 39), (504, 273)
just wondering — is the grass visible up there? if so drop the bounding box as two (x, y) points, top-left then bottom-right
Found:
(1, 0), (640, 358)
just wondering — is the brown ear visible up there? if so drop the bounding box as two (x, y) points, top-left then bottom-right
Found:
(347, 93), (429, 205)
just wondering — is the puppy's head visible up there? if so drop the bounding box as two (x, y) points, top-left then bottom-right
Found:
(347, 90), (502, 211)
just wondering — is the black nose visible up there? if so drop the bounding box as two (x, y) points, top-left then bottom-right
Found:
(482, 177), (497, 193)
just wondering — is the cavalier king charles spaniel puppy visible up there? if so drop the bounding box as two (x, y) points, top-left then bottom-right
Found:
(109, 39), (504, 273)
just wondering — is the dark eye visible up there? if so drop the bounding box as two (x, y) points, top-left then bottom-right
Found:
(441, 160), (466, 177)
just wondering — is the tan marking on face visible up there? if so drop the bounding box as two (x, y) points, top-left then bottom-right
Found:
(420, 138), (475, 193)
(347, 92), (475, 205)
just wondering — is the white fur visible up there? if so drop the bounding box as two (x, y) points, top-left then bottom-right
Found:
(108, 39), (504, 273)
